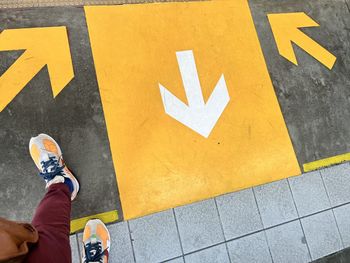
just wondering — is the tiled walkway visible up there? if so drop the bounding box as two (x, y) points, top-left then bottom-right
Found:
(70, 163), (350, 263)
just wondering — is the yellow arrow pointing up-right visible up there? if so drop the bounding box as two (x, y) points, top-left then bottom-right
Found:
(268, 12), (336, 70)
(0, 26), (74, 112)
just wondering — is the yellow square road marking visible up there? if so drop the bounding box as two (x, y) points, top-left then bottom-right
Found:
(85, 0), (301, 220)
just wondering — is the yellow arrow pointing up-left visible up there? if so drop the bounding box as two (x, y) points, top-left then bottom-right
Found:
(0, 26), (74, 112)
(268, 12), (336, 70)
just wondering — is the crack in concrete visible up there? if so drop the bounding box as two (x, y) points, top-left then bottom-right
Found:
(345, 0), (350, 13)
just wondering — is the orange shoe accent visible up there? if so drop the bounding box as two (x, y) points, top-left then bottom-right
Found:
(96, 224), (108, 248)
(43, 139), (59, 154)
(83, 225), (91, 242)
(30, 144), (40, 168)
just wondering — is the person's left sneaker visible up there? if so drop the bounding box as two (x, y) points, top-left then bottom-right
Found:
(82, 219), (111, 263)
(29, 133), (80, 201)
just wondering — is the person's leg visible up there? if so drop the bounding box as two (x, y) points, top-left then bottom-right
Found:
(25, 183), (72, 263)
(25, 134), (80, 263)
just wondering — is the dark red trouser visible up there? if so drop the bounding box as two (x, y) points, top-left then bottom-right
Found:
(25, 183), (72, 263)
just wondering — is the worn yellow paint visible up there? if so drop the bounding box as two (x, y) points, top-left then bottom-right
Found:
(70, 210), (118, 233)
(303, 153), (350, 172)
(85, 0), (301, 220)
(0, 26), (74, 112)
(268, 12), (336, 69)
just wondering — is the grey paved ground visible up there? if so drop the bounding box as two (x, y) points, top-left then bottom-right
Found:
(314, 246), (350, 263)
(70, 162), (350, 262)
(250, 0), (350, 166)
(1, 0), (350, 225)
(0, 7), (122, 221)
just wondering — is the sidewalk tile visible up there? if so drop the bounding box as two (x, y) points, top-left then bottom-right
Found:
(321, 163), (350, 207)
(184, 244), (230, 263)
(266, 220), (310, 263)
(254, 179), (298, 228)
(301, 210), (343, 260)
(334, 203), (350, 247)
(227, 231), (272, 263)
(70, 234), (80, 263)
(288, 171), (330, 217)
(107, 222), (135, 263)
(216, 188), (263, 239)
(174, 199), (224, 253)
(129, 209), (182, 263)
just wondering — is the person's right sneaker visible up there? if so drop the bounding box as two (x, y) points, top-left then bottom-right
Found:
(82, 219), (111, 263)
(29, 133), (80, 201)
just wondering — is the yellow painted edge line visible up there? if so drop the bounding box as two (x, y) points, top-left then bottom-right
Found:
(70, 210), (118, 234)
(303, 153), (350, 172)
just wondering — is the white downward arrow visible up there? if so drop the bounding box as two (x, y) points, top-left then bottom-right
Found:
(159, 50), (230, 138)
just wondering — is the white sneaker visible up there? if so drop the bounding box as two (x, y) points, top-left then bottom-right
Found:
(82, 219), (111, 263)
(29, 133), (80, 201)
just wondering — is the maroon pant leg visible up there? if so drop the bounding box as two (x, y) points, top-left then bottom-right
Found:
(25, 183), (72, 263)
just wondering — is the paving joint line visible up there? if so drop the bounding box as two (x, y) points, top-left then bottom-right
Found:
(297, 219), (312, 261)
(168, 208), (185, 262)
(214, 197), (233, 263)
(287, 178), (312, 260)
(159, 256), (184, 263)
(252, 187), (274, 263)
(172, 208), (185, 256)
(319, 170), (346, 248)
(330, 208), (345, 249)
(126, 221), (137, 263)
(75, 233), (82, 263)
